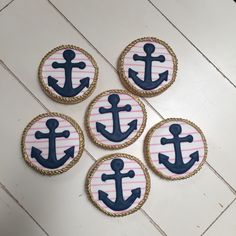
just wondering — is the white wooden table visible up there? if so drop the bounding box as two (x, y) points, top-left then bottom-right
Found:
(0, 0), (235, 235)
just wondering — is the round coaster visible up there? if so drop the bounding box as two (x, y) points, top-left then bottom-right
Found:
(144, 118), (207, 180)
(21, 112), (84, 175)
(85, 89), (147, 149)
(118, 37), (178, 97)
(86, 153), (150, 216)
(38, 45), (98, 104)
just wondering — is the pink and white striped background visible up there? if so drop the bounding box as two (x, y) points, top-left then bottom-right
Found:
(90, 156), (148, 214)
(148, 121), (206, 178)
(24, 116), (81, 170)
(41, 48), (96, 97)
(88, 92), (145, 146)
(123, 41), (174, 91)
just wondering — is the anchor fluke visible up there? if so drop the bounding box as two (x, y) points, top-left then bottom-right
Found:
(48, 76), (58, 87)
(31, 145), (75, 169)
(128, 119), (138, 130)
(189, 151), (199, 162)
(98, 188), (141, 211)
(158, 153), (170, 165)
(31, 146), (42, 158)
(96, 122), (106, 133)
(130, 188), (141, 199)
(79, 77), (90, 88)
(157, 123), (200, 174)
(128, 68), (169, 90)
(64, 146), (75, 158)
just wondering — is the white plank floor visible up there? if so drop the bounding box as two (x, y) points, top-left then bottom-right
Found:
(0, 0), (235, 235)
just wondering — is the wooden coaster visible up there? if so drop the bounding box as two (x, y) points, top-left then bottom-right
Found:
(118, 37), (178, 97)
(144, 118), (207, 180)
(21, 112), (84, 175)
(86, 153), (150, 216)
(38, 45), (98, 104)
(85, 89), (147, 149)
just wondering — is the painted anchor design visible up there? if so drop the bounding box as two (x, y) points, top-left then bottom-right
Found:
(128, 43), (169, 90)
(158, 124), (199, 174)
(96, 94), (138, 142)
(98, 159), (141, 211)
(48, 49), (90, 97)
(31, 119), (75, 169)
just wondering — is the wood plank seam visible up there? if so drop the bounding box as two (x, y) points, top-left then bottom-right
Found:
(147, 0), (236, 89)
(0, 60), (168, 236)
(0, 181), (50, 236)
(201, 197), (236, 235)
(0, 0), (14, 13)
(46, 0), (236, 195)
(140, 209), (167, 236)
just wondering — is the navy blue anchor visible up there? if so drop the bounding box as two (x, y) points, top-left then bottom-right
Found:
(98, 159), (141, 211)
(31, 119), (75, 169)
(96, 94), (138, 142)
(128, 43), (169, 90)
(48, 49), (90, 97)
(158, 124), (199, 174)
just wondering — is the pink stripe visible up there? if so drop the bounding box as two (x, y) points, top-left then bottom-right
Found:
(91, 180), (146, 187)
(34, 119), (65, 123)
(95, 167), (142, 172)
(43, 64), (93, 68)
(90, 116), (143, 123)
(150, 139), (203, 146)
(125, 57), (172, 63)
(125, 63), (173, 69)
(97, 97), (133, 103)
(29, 124), (74, 130)
(43, 75), (93, 79)
(101, 160), (140, 165)
(128, 50), (171, 55)
(25, 137), (79, 144)
(92, 105), (140, 109)
(92, 173), (145, 179)
(43, 69), (94, 74)
(155, 122), (186, 129)
(157, 161), (200, 172)
(90, 109), (142, 116)
(92, 123), (141, 131)
(150, 146), (204, 154)
(26, 130), (79, 137)
(152, 155), (204, 162)
(125, 70), (173, 75)
(133, 44), (165, 49)
(92, 187), (145, 194)
(47, 57), (90, 62)
(152, 131), (199, 138)
(26, 144), (79, 150)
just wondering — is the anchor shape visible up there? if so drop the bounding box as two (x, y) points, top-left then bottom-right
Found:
(98, 158), (141, 211)
(158, 124), (199, 174)
(128, 43), (169, 90)
(31, 119), (75, 169)
(96, 94), (138, 142)
(48, 49), (90, 97)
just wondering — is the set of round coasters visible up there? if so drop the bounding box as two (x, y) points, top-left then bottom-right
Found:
(21, 38), (207, 217)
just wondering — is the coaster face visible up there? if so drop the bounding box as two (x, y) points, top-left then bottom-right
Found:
(38, 45), (98, 104)
(118, 37), (177, 97)
(86, 153), (150, 216)
(145, 118), (207, 180)
(86, 90), (147, 149)
(21, 113), (84, 175)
